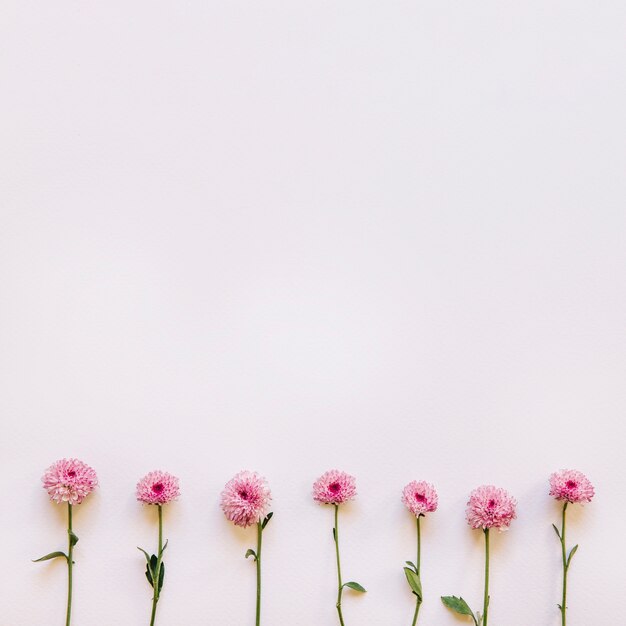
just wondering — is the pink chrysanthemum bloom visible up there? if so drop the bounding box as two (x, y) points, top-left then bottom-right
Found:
(549, 469), (595, 504)
(402, 481), (438, 517)
(466, 485), (517, 531)
(313, 469), (357, 505)
(221, 471), (272, 527)
(136, 470), (180, 505)
(42, 458), (98, 506)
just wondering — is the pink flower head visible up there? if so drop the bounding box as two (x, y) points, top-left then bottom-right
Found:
(221, 471), (272, 527)
(549, 469), (595, 504)
(136, 470), (180, 505)
(402, 481), (438, 517)
(466, 485), (517, 531)
(313, 470), (357, 505)
(42, 458), (98, 506)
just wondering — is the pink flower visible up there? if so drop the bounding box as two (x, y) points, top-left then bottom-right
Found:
(466, 485), (517, 531)
(313, 469), (357, 505)
(549, 469), (595, 504)
(402, 481), (438, 517)
(136, 470), (180, 505)
(221, 471), (272, 527)
(42, 458), (98, 506)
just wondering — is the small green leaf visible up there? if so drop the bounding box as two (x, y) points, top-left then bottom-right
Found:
(441, 596), (476, 619)
(552, 524), (561, 540)
(158, 562), (165, 593)
(262, 512), (273, 529)
(68, 531), (79, 547)
(245, 549), (257, 561)
(403, 567), (422, 599)
(405, 561), (417, 571)
(32, 551), (68, 563)
(332, 527), (336, 542)
(137, 547), (151, 565)
(343, 582), (366, 593)
(566, 544), (579, 567)
(145, 554), (158, 588)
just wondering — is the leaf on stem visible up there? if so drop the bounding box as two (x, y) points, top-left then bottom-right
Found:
(69, 531), (79, 547)
(566, 544), (579, 567)
(405, 561), (417, 571)
(262, 512), (273, 529)
(159, 539), (169, 558)
(245, 549), (257, 561)
(343, 582), (366, 593)
(32, 551), (68, 563)
(441, 596), (476, 620)
(403, 567), (422, 599)
(137, 547), (151, 565)
(552, 523), (561, 540)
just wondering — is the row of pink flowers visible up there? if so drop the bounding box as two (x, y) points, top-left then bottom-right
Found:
(42, 460), (594, 525)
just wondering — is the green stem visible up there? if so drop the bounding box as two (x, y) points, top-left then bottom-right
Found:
(66, 503), (73, 626)
(483, 528), (490, 626)
(256, 522), (263, 626)
(149, 505), (163, 626)
(560, 502), (568, 626)
(411, 515), (422, 626)
(334, 504), (345, 626)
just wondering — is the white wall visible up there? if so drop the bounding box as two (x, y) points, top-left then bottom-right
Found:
(1, 2), (625, 625)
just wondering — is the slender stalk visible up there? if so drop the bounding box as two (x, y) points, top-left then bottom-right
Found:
(411, 515), (422, 626)
(66, 503), (73, 626)
(334, 504), (345, 626)
(483, 528), (490, 626)
(150, 505), (163, 626)
(560, 502), (568, 626)
(256, 521), (263, 626)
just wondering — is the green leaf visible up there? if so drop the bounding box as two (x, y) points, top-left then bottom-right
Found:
(566, 544), (579, 567)
(332, 527), (336, 542)
(262, 512), (273, 529)
(403, 567), (422, 599)
(69, 531), (79, 547)
(245, 549), (257, 561)
(32, 551), (68, 563)
(405, 560), (417, 571)
(441, 596), (476, 619)
(145, 554), (157, 588)
(343, 582), (366, 593)
(158, 562), (165, 592)
(552, 524), (561, 540)
(137, 547), (151, 565)
(145, 555), (165, 592)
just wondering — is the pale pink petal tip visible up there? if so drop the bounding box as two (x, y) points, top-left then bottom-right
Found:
(136, 470), (180, 505)
(313, 469), (357, 505)
(466, 485), (517, 531)
(42, 458), (98, 506)
(221, 470), (272, 528)
(402, 481), (438, 517)
(549, 469), (594, 504)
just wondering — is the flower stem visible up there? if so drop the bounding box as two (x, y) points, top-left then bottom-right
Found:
(256, 521), (263, 626)
(149, 505), (163, 626)
(411, 515), (422, 626)
(560, 502), (568, 626)
(483, 528), (490, 626)
(334, 504), (345, 626)
(66, 503), (73, 626)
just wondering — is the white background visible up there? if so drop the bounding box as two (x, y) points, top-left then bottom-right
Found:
(1, 2), (625, 625)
